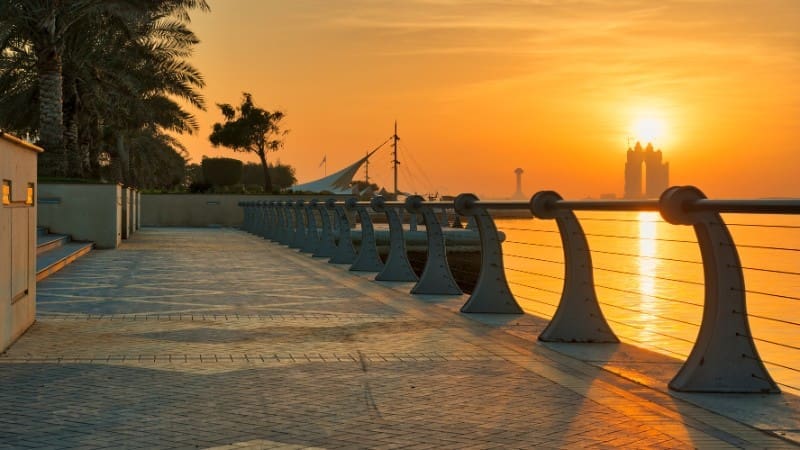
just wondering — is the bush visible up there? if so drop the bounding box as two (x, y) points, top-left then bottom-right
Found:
(202, 157), (242, 187)
(241, 162), (297, 191)
(188, 181), (212, 193)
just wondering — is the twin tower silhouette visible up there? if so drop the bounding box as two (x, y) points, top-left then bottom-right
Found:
(624, 141), (669, 199)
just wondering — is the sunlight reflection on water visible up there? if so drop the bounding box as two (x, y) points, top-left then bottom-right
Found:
(498, 213), (800, 395)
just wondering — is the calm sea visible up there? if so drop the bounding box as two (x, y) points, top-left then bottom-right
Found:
(496, 214), (800, 395)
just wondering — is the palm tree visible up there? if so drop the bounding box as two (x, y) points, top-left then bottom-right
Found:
(0, 0), (108, 173)
(0, 0), (209, 183)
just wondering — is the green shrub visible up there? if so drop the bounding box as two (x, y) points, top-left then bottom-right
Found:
(201, 157), (242, 186)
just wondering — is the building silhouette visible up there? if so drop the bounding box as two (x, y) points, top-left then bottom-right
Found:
(624, 142), (669, 198)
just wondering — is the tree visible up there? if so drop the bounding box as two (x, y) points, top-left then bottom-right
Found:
(0, 0), (209, 181)
(209, 93), (287, 193)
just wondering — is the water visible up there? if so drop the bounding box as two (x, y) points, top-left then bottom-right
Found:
(497, 213), (800, 395)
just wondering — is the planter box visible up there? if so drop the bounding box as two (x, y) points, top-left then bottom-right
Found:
(0, 132), (41, 351)
(38, 183), (121, 249)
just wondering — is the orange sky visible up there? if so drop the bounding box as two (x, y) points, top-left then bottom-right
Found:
(181, 0), (799, 199)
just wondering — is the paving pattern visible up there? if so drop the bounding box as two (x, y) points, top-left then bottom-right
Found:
(0, 228), (794, 449)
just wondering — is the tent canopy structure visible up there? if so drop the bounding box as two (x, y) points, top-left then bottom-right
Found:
(290, 148), (378, 194)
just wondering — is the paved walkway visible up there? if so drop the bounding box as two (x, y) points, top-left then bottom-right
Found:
(0, 228), (795, 449)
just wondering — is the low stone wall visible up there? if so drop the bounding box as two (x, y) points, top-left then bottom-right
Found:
(38, 183), (122, 249)
(0, 132), (41, 351)
(142, 194), (347, 227)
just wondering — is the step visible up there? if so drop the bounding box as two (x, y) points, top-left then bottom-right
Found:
(36, 233), (69, 255)
(36, 227), (48, 237)
(36, 241), (94, 281)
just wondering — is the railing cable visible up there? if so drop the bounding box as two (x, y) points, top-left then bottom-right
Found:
(592, 266), (704, 286)
(583, 232), (697, 245)
(732, 287), (800, 302)
(723, 243), (800, 253)
(587, 248), (703, 265)
(500, 227), (558, 234)
(505, 240), (562, 249)
(506, 267), (563, 281)
(593, 283), (704, 308)
(505, 253), (562, 265)
(735, 265), (800, 277)
(508, 280), (562, 296)
(596, 300), (702, 328)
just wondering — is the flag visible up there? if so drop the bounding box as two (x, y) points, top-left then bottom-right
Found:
(319, 155), (326, 167)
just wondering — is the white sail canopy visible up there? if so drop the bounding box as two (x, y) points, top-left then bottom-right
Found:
(291, 149), (378, 194)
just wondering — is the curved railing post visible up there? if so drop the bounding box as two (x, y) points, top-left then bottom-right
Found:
(660, 186), (779, 393)
(454, 194), (522, 314)
(348, 199), (384, 272)
(330, 199), (357, 264)
(289, 200), (306, 249)
(265, 201), (277, 241)
(301, 200), (320, 254)
(406, 196), (462, 295)
(371, 196), (418, 282)
(530, 191), (619, 343)
(266, 200), (277, 239)
(237, 202), (245, 230)
(242, 201), (252, 232)
(314, 199), (338, 258)
(277, 201), (292, 245)
(256, 201), (268, 238)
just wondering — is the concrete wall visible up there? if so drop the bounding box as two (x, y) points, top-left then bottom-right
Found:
(121, 187), (132, 239)
(134, 191), (140, 230)
(38, 183), (122, 249)
(142, 194), (347, 227)
(0, 132), (41, 352)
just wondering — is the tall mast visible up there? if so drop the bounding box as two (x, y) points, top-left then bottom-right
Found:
(365, 150), (370, 185)
(392, 121), (399, 196)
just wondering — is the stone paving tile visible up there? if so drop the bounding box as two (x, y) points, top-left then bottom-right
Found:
(0, 228), (794, 449)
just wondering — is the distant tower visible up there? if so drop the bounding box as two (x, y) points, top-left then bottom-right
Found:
(624, 142), (669, 198)
(512, 168), (526, 200)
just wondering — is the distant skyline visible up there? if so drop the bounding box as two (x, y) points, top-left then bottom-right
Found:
(181, 0), (799, 198)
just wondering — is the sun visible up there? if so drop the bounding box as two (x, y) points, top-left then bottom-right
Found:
(631, 117), (666, 144)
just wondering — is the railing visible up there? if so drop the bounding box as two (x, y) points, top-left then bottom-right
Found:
(237, 185), (800, 394)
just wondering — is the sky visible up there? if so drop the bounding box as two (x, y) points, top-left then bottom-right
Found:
(181, 0), (800, 199)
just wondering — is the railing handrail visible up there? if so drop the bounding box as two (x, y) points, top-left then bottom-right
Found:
(550, 199), (659, 211)
(691, 199), (800, 214)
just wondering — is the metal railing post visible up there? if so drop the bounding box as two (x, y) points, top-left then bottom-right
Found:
(371, 196), (418, 282)
(241, 201), (252, 232)
(329, 199), (357, 264)
(278, 201), (292, 245)
(406, 196), (462, 295)
(530, 191), (619, 342)
(348, 199), (384, 272)
(265, 201), (277, 241)
(257, 201), (268, 238)
(454, 194), (522, 313)
(313, 199), (338, 258)
(289, 200), (306, 249)
(660, 185), (779, 393)
(267, 201), (278, 242)
(301, 200), (320, 254)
